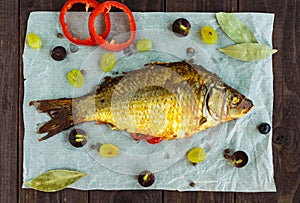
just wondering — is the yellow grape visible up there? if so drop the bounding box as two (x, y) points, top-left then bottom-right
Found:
(99, 143), (119, 158)
(67, 69), (84, 88)
(26, 33), (42, 49)
(187, 147), (206, 163)
(200, 26), (218, 44)
(100, 52), (116, 72)
(136, 39), (152, 52)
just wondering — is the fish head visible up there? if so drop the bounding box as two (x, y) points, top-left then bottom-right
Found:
(224, 87), (254, 120)
(206, 84), (253, 122)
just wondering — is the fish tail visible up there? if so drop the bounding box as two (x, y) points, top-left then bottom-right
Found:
(29, 98), (74, 141)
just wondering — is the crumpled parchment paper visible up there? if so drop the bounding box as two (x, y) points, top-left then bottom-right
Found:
(22, 12), (276, 192)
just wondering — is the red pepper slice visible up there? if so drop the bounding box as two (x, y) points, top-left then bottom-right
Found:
(59, 0), (111, 46)
(130, 133), (164, 145)
(88, 1), (136, 51)
(146, 137), (164, 145)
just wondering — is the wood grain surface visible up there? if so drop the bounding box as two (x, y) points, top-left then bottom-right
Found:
(0, 0), (298, 202)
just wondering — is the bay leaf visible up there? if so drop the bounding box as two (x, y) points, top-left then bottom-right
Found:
(219, 43), (278, 61)
(24, 169), (87, 192)
(216, 12), (258, 43)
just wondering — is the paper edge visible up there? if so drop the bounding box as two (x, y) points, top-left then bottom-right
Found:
(22, 11), (277, 192)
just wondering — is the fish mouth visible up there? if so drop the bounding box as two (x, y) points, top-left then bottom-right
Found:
(242, 106), (253, 114)
(241, 99), (254, 114)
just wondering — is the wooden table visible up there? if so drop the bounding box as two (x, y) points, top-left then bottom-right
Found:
(1, 0), (299, 202)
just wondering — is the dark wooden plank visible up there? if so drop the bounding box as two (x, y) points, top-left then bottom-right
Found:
(107, 0), (165, 11)
(164, 0), (237, 202)
(164, 191), (235, 203)
(0, 0), (19, 202)
(236, 0), (300, 202)
(89, 190), (162, 203)
(18, 1), (89, 203)
(165, 0), (237, 12)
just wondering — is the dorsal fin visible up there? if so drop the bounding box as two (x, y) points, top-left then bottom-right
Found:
(95, 75), (124, 94)
(144, 60), (189, 68)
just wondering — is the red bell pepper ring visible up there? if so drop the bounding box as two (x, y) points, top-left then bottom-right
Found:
(59, 0), (111, 46)
(88, 1), (136, 51)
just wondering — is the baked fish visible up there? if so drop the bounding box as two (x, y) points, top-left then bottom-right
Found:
(30, 61), (253, 143)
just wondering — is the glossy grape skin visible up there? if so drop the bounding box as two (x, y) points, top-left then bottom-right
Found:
(231, 151), (248, 168)
(172, 18), (191, 37)
(258, 123), (271, 134)
(67, 69), (85, 88)
(26, 33), (42, 49)
(99, 144), (119, 158)
(138, 170), (155, 187)
(224, 149), (248, 168)
(51, 46), (67, 61)
(187, 147), (206, 163)
(200, 26), (218, 44)
(69, 129), (88, 148)
(100, 52), (117, 72)
(136, 39), (152, 52)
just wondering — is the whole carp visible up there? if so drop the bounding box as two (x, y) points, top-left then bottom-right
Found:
(30, 61), (253, 143)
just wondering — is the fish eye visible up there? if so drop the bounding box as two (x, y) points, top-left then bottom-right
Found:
(231, 93), (241, 105)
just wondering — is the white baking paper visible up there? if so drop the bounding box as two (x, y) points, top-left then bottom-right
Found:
(23, 12), (276, 192)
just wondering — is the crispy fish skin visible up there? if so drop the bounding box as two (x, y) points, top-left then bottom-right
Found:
(30, 61), (253, 141)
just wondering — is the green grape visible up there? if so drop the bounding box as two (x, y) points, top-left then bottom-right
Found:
(26, 33), (42, 49)
(100, 52), (116, 72)
(200, 26), (218, 44)
(136, 39), (152, 52)
(99, 143), (119, 158)
(67, 69), (84, 88)
(187, 147), (206, 163)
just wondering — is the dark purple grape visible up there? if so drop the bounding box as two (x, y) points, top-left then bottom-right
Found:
(258, 123), (271, 134)
(69, 128), (88, 148)
(224, 149), (248, 168)
(172, 18), (191, 37)
(231, 151), (248, 168)
(51, 46), (67, 61)
(138, 170), (155, 187)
